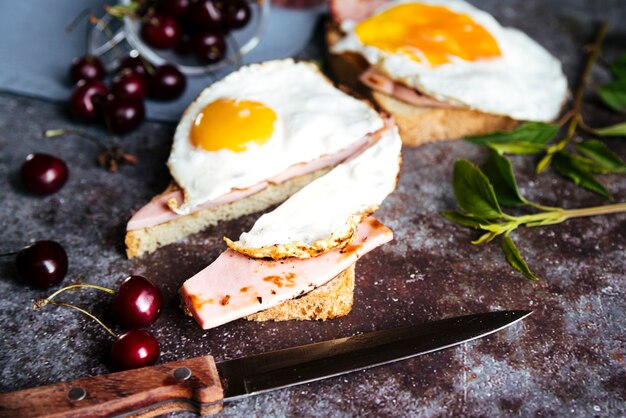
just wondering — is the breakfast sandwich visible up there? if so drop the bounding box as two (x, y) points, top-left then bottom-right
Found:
(181, 127), (402, 329)
(125, 59), (393, 258)
(327, 0), (568, 145)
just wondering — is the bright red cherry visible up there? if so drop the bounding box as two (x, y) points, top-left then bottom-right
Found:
(111, 329), (160, 370)
(149, 64), (186, 100)
(103, 95), (145, 134)
(190, 0), (225, 31)
(16, 241), (68, 288)
(112, 69), (148, 100)
(112, 275), (163, 329)
(119, 56), (149, 79)
(163, 0), (191, 18)
(141, 13), (180, 49)
(193, 31), (227, 64)
(69, 56), (105, 83)
(224, 0), (251, 29)
(69, 80), (108, 121)
(21, 153), (69, 195)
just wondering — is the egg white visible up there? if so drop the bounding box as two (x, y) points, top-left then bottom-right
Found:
(168, 59), (384, 214)
(332, 0), (568, 122)
(232, 126), (402, 251)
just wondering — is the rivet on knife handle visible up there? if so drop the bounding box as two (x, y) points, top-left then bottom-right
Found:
(0, 356), (224, 418)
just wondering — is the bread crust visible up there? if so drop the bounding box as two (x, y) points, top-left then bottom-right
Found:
(325, 23), (518, 146)
(125, 167), (331, 258)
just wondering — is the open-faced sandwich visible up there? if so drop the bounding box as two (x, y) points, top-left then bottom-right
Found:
(327, 0), (568, 145)
(126, 59), (392, 258)
(181, 126), (402, 328)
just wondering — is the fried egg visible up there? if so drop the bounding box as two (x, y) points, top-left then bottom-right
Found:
(225, 126), (402, 259)
(168, 59), (384, 214)
(332, 0), (568, 121)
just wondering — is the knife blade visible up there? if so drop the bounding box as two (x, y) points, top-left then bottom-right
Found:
(0, 310), (530, 417)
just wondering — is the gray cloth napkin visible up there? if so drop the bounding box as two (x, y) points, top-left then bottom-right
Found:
(0, 0), (325, 122)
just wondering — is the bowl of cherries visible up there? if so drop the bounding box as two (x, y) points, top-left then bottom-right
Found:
(90, 0), (269, 75)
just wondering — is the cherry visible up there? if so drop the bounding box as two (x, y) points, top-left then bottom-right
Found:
(119, 56), (149, 79)
(163, 0), (191, 18)
(21, 153), (69, 195)
(190, 0), (225, 31)
(103, 95), (145, 134)
(149, 64), (186, 100)
(69, 80), (108, 121)
(111, 329), (160, 370)
(175, 31), (194, 55)
(112, 69), (148, 100)
(194, 31), (227, 64)
(224, 0), (251, 30)
(141, 13), (180, 49)
(112, 275), (163, 329)
(16, 241), (68, 288)
(69, 56), (105, 83)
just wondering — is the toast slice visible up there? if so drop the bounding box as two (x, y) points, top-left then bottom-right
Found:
(246, 263), (355, 321)
(125, 167), (331, 258)
(325, 24), (517, 146)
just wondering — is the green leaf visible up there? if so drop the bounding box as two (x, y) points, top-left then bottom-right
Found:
(482, 151), (528, 207)
(472, 231), (499, 244)
(610, 53), (626, 80)
(552, 151), (612, 198)
(598, 80), (626, 112)
(441, 210), (488, 229)
(536, 152), (554, 173)
(487, 141), (547, 155)
(592, 122), (626, 137)
(466, 122), (559, 147)
(575, 139), (626, 172)
(453, 160), (505, 219)
(502, 235), (539, 280)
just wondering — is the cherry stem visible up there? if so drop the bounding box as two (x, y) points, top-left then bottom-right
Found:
(44, 129), (107, 150)
(42, 283), (116, 304)
(65, 7), (92, 33)
(45, 301), (117, 338)
(0, 251), (18, 257)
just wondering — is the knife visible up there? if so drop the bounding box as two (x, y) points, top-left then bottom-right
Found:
(0, 310), (530, 417)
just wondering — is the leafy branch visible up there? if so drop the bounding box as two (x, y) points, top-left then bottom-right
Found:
(442, 155), (626, 280)
(465, 22), (626, 198)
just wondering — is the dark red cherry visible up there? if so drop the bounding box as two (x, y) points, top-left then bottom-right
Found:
(193, 31), (227, 64)
(119, 56), (149, 79)
(149, 64), (186, 100)
(103, 95), (145, 134)
(69, 80), (108, 121)
(21, 153), (69, 195)
(112, 275), (163, 329)
(69, 56), (105, 83)
(163, 0), (191, 18)
(174, 31), (194, 55)
(190, 0), (225, 31)
(111, 329), (160, 370)
(224, 0), (251, 29)
(112, 69), (148, 100)
(16, 241), (68, 288)
(141, 13), (180, 49)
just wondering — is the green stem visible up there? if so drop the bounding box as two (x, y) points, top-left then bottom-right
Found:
(561, 202), (626, 220)
(48, 302), (117, 338)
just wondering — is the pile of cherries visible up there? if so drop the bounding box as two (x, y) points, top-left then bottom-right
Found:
(69, 53), (186, 134)
(9, 239), (163, 370)
(139, 0), (252, 64)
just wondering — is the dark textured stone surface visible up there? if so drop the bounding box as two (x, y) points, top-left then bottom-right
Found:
(1, 1), (626, 417)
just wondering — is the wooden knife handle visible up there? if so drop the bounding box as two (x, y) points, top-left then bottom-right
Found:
(0, 355), (224, 418)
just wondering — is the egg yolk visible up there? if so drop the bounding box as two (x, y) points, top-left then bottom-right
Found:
(355, 3), (502, 66)
(190, 98), (277, 152)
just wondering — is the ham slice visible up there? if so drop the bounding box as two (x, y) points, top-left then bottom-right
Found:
(181, 217), (393, 329)
(127, 122), (392, 231)
(329, 0), (388, 22)
(360, 67), (459, 109)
